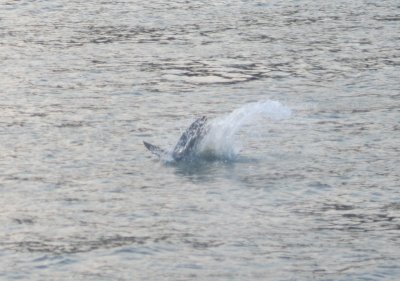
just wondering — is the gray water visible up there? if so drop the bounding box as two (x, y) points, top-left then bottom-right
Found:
(1, 0), (400, 280)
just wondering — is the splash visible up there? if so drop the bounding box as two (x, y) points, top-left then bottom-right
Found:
(196, 100), (291, 160)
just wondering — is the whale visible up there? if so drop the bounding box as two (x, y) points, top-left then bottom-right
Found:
(143, 116), (208, 161)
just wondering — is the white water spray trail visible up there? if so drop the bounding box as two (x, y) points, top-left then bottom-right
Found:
(198, 100), (292, 160)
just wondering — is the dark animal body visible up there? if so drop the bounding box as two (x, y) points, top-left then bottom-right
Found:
(143, 116), (208, 161)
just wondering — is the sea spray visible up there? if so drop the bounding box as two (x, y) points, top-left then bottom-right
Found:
(197, 100), (291, 160)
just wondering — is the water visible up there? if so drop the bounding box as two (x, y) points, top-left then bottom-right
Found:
(1, 0), (399, 280)
(193, 100), (292, 161)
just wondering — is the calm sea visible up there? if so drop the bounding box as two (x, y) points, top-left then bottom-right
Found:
(1, 0), (399, 280)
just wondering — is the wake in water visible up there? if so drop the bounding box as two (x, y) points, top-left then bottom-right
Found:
(143, 100), (291, 162)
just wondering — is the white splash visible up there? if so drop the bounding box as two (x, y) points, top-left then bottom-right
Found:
(197, 100), (291, 160)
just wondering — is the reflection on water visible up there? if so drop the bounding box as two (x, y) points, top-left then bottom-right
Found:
(1, 0), (400, 280)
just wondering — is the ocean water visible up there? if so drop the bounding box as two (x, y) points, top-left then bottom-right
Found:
(1, 0), (399, 280)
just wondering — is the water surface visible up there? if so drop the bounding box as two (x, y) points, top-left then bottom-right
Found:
(1, 0), (399, 280)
